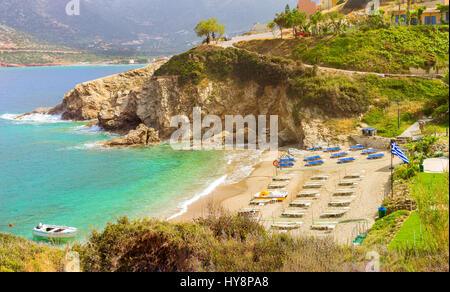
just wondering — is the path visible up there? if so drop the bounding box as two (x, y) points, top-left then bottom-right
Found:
(399, 118), (433, 139)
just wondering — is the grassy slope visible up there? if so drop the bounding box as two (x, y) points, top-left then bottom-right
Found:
(0, 233), (63, 272)
(389, 211), (430, 250)
(236, 26), (449, 74)
(155, 45), (448, 138)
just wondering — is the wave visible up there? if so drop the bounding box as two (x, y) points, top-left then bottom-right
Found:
(224, 149), (263, 184)
(167, 175), (227, 221)
(0, 113), (67, 124)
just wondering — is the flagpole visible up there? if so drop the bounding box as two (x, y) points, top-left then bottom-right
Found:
(390, 139), (394, 199)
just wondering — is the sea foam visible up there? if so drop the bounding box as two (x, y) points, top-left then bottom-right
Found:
(1, 113), (66, 124)
(167, 175), (227, 221)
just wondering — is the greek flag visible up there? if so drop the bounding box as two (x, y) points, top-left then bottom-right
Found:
(391, 141), (410, 164)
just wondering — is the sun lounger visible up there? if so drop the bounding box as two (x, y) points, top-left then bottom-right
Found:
(289, 200), (312, 208)
(333, 189), (355, 196)
(238, 208), (260, 217)
(279, 163), (294, 168)
(305, 160), (324, 167)
(311, 223), (337, 231)
(282, 210), (306, 218)
(249, 199), (277, 206)
(310, 175), (329, 181)
(367, 153), (385, 160)
(337, 157), (355, 164)
(272, 176), (292, 182)
(338, 180), (358, 187)
(303, 182), (324, 189)
(320, 208), (350, 218)
(349, 145), (366, 151)
(271, 222), (302, 230)
(331, 152), (349, 158)
(307, 147), (323, 151)
(304, 156), (321, 162)
(362, 149), (378, 155)
(343, 173), (364, 179)
(328, 196), (356, 207)
(298, 190), (320, 198)
(268, 182), (289, 189)
(324, 147), (341, 153)
(280, 158), (295, 163)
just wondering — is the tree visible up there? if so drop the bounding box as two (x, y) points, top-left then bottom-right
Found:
(310, 10), (327, 36)
(273, 12), (288, 39)
(436, 3), (449, 24)
(286, 8), (307, 36)
(285, 4), (291, 14)
(406, 0), (411, 25)
(194, 18), (226, 44)
(329, 11), (344, 34)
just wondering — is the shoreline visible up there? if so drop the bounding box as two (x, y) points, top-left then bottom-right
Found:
(0, 63), (151, 69)
(170, 150), (278, 223)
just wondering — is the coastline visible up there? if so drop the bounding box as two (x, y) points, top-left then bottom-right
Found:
(170, 150), (279, 223)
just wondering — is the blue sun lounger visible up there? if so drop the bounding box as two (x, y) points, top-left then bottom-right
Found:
(308, 147), (323, 151)
(367, 153), (385, 160)
(279, 163), (294, 167)
(305, 160), (324, 167)
(331, 152), (349, 158)
(362, 149), (378, 155)
(324, 147), (341, 153)
(350, 145), (366, 151)
(304, 156), (321, 162)
(337, 157), (355, 164)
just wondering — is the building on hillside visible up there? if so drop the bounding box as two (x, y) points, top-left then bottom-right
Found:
(251, 23), (270, 33)
(389, 0), (449, 25)
(297, 0), (321, 15)
(320, 0), (341, 10)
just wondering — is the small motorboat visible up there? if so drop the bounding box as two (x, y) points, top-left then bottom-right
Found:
(32, 223), (78, 239)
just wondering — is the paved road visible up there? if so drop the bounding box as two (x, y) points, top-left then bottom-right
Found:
(424, 157), (449, 173)
(219, 31), (280, 48)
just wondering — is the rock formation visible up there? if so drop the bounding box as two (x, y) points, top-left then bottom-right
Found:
(19, 49), (367, 148)
(98, 124), (160, 148)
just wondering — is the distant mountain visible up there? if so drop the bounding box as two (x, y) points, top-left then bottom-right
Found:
(0, 0), (298, 55)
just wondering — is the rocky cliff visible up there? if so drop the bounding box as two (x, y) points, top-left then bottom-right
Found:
(20, 46), (379, 148)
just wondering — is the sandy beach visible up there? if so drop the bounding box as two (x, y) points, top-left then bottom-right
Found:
(172, 146), (396, 245)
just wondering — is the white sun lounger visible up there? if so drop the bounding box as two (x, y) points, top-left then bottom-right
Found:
(271, 222), (303, 230)
(272, 176), (292, 182)
(333, 189), (355, 196)
(303, 182), (324, 189)
(268, 182), (289, 189)
(344, 174), (364, 179)
(250, 199), (277, 206)
(282, 210), (306, 218)
(338, 181), (358, 187)
(310, 175), (329, 181)
(328, 196), (356, 207)
(320, 208), (350, 218)
(311, 224), (336, 231)
(289, 200), (312, 208)
(238, 208), (260, 217)
(298, 190), (320, 198)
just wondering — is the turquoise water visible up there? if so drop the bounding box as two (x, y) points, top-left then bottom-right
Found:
(0, 65), (228, 241)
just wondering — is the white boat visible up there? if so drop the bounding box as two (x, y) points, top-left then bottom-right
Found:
(32, 223), (78, 239)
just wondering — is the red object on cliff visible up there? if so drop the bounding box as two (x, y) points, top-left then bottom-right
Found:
(9, 223), (13, 227)
(295, 32), (312, 37)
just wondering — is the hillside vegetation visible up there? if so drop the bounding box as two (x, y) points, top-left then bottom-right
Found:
(155, 46), (448, 137)
(236, 25), (449, 74)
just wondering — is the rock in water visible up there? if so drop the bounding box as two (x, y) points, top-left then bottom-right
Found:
(99, 124), (160, 148)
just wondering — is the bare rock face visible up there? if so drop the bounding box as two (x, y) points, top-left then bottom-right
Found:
(99, 124), (160, 148)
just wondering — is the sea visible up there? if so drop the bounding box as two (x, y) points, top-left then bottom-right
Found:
(0, 65), (260, 241)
